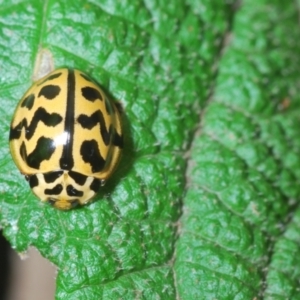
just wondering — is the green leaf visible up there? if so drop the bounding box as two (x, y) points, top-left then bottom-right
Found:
(174, 0), (300, 299)
(1, 0), (300, 299)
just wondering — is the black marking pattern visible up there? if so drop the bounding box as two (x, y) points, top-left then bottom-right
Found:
(66, 185), (83, 197)
(44, 171), (63, 183)
(68, 171), (87, 185)
(37, 72), (63, 86)
(59, 69), (75, 170)
(9, 107), (63, 141)
(11, 69), (122, 192)
(81, 86), (103, 101)
(9, 122), (23, 140)
(29, 175), (38, 188)
(80, 140), (105, 173)
(77, 110), (111, 145)
(21, 137), (56, 169)
(113, 131), (123, 148)
(45, 184), (63, 195)
(90, 178), (100, 193)
(38, 85), (61, 100)
(21, 94), (35, 110)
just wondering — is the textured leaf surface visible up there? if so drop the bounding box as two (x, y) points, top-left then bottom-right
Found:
(174, 0), (300, 299)
(0, 0), (300, 299)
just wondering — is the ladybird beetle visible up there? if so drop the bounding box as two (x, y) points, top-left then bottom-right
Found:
(9, 68), (123, 210)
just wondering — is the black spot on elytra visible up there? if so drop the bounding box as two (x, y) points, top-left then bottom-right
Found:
(28, 107), (62, 140)
(81, 86), (102, 101)
(68, 171), (87, 185)
(10, 108), (63, 141)
(21, 94), (35, 110)
(113, 131), (123, 148)
(66, 185), (83, 197)
(19, 141), (26, 161)
(9, 122), (23, 140)
(38, 85), (61, 100)
(45, 184), (63, 195)
(24, 137), (56, 169)
(80, 140), (105, 173)
(37, 72), (63, 86)
(90, 178), (100, 193)
(29, 175), (38, 188)
(77, 110), (111, 145)
(44, 171), (63, 183)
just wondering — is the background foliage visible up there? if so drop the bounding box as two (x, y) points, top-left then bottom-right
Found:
(0, 0), (300, 299)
